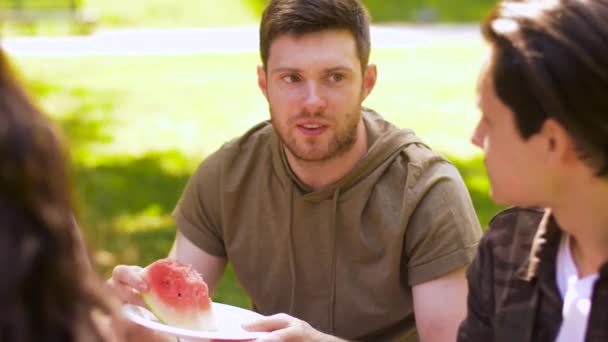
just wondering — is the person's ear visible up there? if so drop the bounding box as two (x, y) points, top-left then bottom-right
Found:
(541, 118), (577, 165)
(361, 64), (377, 100)
(257, 65), (268, 100)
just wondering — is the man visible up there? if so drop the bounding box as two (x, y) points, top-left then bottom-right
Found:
(110, 1), (481, 340)
(458, 0), (608, 341)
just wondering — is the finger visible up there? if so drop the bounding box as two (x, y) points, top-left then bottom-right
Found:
(107, 279), (147, 306)
(242, 313), (292, 332)
(111, 265), (147, 291)
(252, 328), (297, 342)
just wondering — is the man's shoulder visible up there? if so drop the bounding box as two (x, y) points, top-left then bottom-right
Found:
(401, 140), (446, 168)
(480, 207), (545, 265)
(364, 109), (447, 171)
(219, 120), (274, 153)
(485, 207), (544, 240)
(365, 112), (461, 198)
(205, 121), (275, 165)
(394, 138), (458, 189)
(191, 121), (276, 185)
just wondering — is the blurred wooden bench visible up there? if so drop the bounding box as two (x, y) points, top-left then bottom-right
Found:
(0, 0), (98, 34)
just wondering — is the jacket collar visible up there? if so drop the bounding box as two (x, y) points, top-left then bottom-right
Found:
(516, 208), (563, 282)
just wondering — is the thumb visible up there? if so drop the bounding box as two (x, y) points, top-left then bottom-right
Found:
(242, 314), (290, 332)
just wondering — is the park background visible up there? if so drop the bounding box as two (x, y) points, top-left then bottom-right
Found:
(4, 0), (504, 308)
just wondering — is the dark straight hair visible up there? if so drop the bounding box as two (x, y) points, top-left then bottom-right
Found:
(0, 48), (115, 341)
(259, 0), (371, 71)
(482, 0), (608, 176)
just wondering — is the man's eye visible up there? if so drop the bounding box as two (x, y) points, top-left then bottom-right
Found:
(282, 75), (300, 83)
(329, 73), (345, 82)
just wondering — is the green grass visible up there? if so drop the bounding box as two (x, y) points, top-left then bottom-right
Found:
(12, 37), (502, 309)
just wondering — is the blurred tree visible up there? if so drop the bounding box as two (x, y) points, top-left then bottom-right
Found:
(363, 0), (496, 23)
(245, 0), (497, 23)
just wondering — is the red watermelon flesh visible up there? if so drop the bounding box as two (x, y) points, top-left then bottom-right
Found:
(141, 258), (216, 331)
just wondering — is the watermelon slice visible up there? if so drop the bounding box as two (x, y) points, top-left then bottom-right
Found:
(141, 258), (217, 331)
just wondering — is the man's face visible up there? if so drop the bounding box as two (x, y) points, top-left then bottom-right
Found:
(258, 29), (376, 162)
(472, 59), (549, 206)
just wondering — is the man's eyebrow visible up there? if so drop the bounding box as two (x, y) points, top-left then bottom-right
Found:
(269, 67), (301, 74)
(269, 66), (355, 74)
(324, 66), (354, 73)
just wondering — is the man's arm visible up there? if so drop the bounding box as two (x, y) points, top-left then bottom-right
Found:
(168, 231), (227, 295)
(246, 266), (468, 342)
(412, 266), (468, 342)
(108, 231), (226, 304)
(456, 234), (494, 342)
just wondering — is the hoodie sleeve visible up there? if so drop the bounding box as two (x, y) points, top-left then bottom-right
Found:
(403, 159), (482, 286)
(172, 148), (226, 257)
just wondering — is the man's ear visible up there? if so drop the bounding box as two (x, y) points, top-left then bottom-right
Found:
(541, 118), (577, 165)
(361, 64), (377, 101)
(257, 65), (268, 100)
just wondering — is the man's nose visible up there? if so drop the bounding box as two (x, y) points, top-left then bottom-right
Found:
(302, 82), (327, 113)
(471, 123), (485, 149)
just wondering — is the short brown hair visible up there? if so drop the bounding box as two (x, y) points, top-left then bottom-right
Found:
(482, 0), (608, 176)
(259, 0), (371, 71)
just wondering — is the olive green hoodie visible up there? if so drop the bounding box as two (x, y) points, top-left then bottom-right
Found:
(174, 109), (481, 340)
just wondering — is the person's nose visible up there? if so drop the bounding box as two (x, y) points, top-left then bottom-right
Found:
(471, 122), (486, 149)
(302, 82), (327, 114)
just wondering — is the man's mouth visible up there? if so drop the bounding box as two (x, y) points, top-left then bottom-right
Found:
(296, 122), (328, 136)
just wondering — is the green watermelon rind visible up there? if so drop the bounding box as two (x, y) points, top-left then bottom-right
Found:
(141, 291), (217, 331)
(141, 292), (170, 326)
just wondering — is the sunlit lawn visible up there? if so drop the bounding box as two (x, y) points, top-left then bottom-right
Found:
(12, 36), (503, 308)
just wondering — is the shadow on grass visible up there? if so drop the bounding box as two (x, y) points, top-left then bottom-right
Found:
(73, 151), (190, 270)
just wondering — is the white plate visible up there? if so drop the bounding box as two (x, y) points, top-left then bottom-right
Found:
(122, 302), (269, 341)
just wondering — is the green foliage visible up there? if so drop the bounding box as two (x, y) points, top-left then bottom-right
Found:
(363, 0), (496, 22)
(13, 37), (499, 308)
(364, 0), (423, 23)
(0, 0), (495, 35)
(450, 156), (504, 227)
(82, 0), (495, 27)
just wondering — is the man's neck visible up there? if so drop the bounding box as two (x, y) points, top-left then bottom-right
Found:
(552, 176), (608, 277)
(285, 120), (368, 192)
